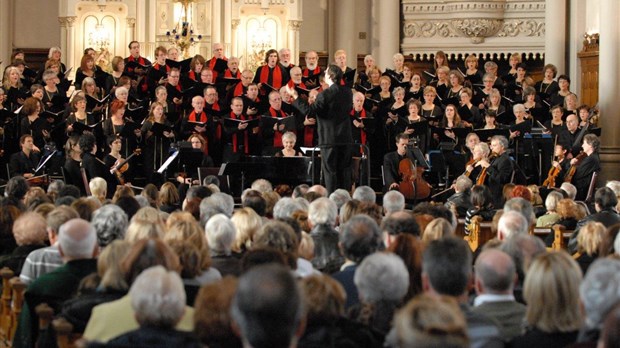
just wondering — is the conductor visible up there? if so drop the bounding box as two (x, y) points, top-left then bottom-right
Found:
(289, 64), (353, 194)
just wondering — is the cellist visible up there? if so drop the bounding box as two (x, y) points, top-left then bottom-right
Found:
(383, 132), (424, 193)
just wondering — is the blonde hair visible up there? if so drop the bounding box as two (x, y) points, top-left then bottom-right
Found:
(231, 207), (262, 253)
(99, 240), (132, 291)
(165, 218), (212, 270)
(423, 218), (454, 243)
(126, 218), (165, 243)
(89, 177), (107, 202)
(13, 212), (47, 246)
(298, 231), (315, 261)
(523, 252), (583, 333)
(577, 221), (606, 256)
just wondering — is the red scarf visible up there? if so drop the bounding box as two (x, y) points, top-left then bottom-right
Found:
(188, 70), (197, 81)
(260, 65), (283, 89)
(269, 107), (287, 147)
(224, 69), (241, 79)
(189, 110), (208, 154)
(230, 112), (249, 154)
(351, 108), (367, 146)
(233, 82), (246, 97)
(287, 80), (307, 89)
(206, 102), (222, 140)
(302, 67), (321, 77)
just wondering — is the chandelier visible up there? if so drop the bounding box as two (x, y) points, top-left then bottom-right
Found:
(166, 0), (202, 58)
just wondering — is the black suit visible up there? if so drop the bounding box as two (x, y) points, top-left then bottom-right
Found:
(81, 152), (119, 198)
(293, 83), (353, 193)
(9, 151), (40, 177)
(486, 152), (514, 208)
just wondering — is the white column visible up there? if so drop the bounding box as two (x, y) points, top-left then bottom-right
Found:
(0, 0), (11, 70)
(65, 17), (77, 73)
(212, 0), (222, 45)
(332, 0), (356, 64)
(147, 0), (157, 44)
(372, 0), (400, 69)
(223, 0), (232, 56)
(126, 18), (136, 54)
(598, 0), (620, 152)
(230, 19), (239, 57)
(288, 20), (302, 65)
(136, 0), (146, 43)
(544, 0), (567, 73)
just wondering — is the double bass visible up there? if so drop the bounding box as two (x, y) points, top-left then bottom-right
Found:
(397, 157), (431, 200)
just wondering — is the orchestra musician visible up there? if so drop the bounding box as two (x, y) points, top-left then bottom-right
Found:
(569, 134), (601, 201)
(383, 132), (419, 192)
(478, 135), (514, 208)
(465, 141), (491, 184)
(546, 142), (571, 187)
(558, 114), (581, 157)
(253, 49), (290, 95)
(62, 135), (85, 194)
(274, 131), (303, 157)
(9, 134), (40, 178)
(79, 132), (119, 199)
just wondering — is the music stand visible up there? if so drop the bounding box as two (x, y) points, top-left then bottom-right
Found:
(218, 161), (271, 196)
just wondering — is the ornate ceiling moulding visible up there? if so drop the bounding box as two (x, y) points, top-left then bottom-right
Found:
(447, 0), (506, 44)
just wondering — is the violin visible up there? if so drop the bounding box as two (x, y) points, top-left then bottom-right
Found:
(542, 155), (562, 188)
(464, 158), (477, 177)
(476, 153), (498, 186)
(564, 152), (587, 183)
(397, 157), (431, 200)
(111, 148), (142, 184)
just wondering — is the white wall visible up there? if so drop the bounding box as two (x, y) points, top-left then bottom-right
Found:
(13, 0), (60, 48)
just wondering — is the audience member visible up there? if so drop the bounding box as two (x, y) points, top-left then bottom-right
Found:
(308, 197), (342, 272)
(206, 214), (240, 276)
(0, 211), (47, 274)
(91, 204), (128, 247)
(381, 210), (420, 248)
(193, 277), (242, 348)
(568, 187), (620, 253)
(352, 185), (376, 204)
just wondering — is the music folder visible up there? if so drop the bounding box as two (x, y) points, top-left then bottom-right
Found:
(149, 122), (173, 137)
(71, 120), (103, 135)
(222, 117), (260, 129)
(509, 121), (532, 137)
(405, 120), (429, 134)
(118, 120), (141, 138)
(431, 126), (471, 142)
(86, 93), (110, 110)
(260, 114), (297, 131)
(165, 57), (192, 73)
(474, 128), (510, 142)
(354, 84), (381, 96)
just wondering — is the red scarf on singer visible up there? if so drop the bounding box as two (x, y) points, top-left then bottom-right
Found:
(206, 102), (222, 140)
(233, 82), (246, 97)
(230, 112), (249, 154)
(188, 70), (197, 81)
(351, 108), (367, 145)
(303, 67), (321, 77)
(287, 80), (307, 89)
(224, 70), (241, 79)
(189, 110), (208, 154)
(260, 65), (283, 89)
(269, 107), (287, 147)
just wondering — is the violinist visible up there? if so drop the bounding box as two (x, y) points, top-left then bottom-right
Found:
(103, 136), (123, 169)
(544, 143), (570, 188)
(383, 133), (419, 192)
(79, 132), (119, 199)
(465, 142), (490, 183)
(464, 132), (480, 160)
(478, 135), (514, 208)
(569, 134), (601, 201)
(9, 135), (40, 178)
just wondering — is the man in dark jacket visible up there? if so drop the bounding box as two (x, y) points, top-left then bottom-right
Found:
(290, 64), (353, 194)
(568, 187), (620, 253)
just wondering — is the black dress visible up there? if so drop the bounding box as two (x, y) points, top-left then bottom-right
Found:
(81, 152), (119, 199)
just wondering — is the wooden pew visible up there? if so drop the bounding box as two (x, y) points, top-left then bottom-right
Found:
(8, 277), (26, 342)
(464, 216), (495, 252)
(551, 225), (573, 251)
(0, 267), (14, 343)
(53, 317), (79, 348)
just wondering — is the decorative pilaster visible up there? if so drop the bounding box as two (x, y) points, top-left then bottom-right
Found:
(126, 17), (136, 53)
(1, 0), (12, 70)
(288, 20), (302, 65)
(231, 19), (240, 57)
(544, 0), (567, 73)
(597, 0), (620, 184)
(372, 0), (399, 69)
(58, 16), (77, 75)
(332, 0), (356, 63)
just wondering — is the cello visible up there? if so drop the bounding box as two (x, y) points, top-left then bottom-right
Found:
(397, 157), (431, 200)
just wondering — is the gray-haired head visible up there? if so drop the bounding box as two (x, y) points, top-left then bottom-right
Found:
(205, 213), (236, 256)
(129, 265), (186, 328)
(203, 192), (235, 218)
(560, 182), (577, 200)
(504, 197), (535, 227)
(354, 252), (409, 303)
(309, 197), (338, 227)
(328, 189), (351, 210)
(58, 218), (98, 260)
(352, 186), (376, 204)
(273, 197), (305, 220)
(382, 190), (405, 214)
(475, 249), (516, 294)
(580, 258), (620, 330)
(498, 210), (529, 240)
(91, 204), (128, 247)
(339, 215), (382, 263)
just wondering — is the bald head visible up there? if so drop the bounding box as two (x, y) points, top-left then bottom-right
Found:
(58, 218), (98, 260)
(474, 249), (516, 294)
(308, 185), (328, 197)
(566, 114), (579, 132)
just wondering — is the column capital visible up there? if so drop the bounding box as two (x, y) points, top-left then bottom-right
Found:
(288, 20), (303, 31)
(126, 17), (136, 27)
(231, 19), (240, 30)
(58, 16), (78, 28)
